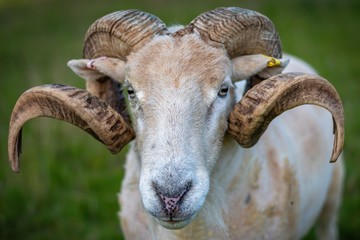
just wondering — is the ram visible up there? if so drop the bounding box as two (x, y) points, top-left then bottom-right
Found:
(8, 7), (344, 240)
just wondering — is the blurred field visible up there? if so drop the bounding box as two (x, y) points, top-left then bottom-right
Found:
(0, 0), (359, 239)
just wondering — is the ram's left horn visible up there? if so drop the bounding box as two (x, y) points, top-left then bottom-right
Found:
(8, 84), (135, 172)
(228, 73), (344, 163)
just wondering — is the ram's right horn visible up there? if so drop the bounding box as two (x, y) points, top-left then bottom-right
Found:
(228, 72), (344, 163)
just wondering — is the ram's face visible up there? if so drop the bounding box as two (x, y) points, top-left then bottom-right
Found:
(126, 35), (233, 229)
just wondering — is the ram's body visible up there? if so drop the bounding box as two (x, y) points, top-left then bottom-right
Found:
(118, 53), (344, 239)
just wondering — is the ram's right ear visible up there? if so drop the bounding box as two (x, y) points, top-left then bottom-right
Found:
(232, 54), (289, 81)
(67, 57), (126, 82)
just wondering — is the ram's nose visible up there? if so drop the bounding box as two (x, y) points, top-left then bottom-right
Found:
(153, 181), (192, 216)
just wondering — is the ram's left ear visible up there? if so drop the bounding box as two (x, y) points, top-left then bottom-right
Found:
(231, 54), (289, 81)
(67, 57), (126, 82)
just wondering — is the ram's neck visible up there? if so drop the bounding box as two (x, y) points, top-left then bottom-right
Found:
(212, 134), (251, 191)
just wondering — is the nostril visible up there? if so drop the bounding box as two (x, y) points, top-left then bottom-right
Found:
(153, 181), (192, 215)
(160, 195), (182, 214)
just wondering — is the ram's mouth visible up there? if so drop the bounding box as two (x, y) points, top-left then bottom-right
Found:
(155, 212), (198, 229)
(157, 218), (193, 229)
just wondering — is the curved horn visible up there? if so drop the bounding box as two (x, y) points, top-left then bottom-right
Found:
(177, 7), (282, 90)
(83, 10), (168, 120)
(83, 9), (168, 59)
(184, 7), (281, 59)
(8, 84), (135, 172)
(228, 73), (344, 163)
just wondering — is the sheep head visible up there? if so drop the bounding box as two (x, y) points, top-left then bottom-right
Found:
(8, 8), (344, 229)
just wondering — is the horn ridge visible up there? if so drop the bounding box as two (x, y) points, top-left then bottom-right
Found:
(83, 10), (168, 59)
(8, 84), (135, 172)
(188, 7), (282, 59)
(228, 73), (344, 163)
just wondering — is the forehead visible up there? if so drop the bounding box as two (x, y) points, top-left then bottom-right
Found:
(126, 34), (231, 91)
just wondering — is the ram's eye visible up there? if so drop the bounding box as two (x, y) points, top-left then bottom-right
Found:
(218, 84), (229, 97)
(127, 86), (136, 98)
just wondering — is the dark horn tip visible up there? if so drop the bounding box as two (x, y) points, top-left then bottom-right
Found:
(10, 154), (20, 173)
(9, 128), (22, 173)
(11, 165), (20, 173)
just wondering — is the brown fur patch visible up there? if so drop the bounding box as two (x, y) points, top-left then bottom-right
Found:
(126, 34), (231, 98)
(225, 147), (300, 239)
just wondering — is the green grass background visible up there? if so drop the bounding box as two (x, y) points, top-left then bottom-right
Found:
(0, 0), (359, 239)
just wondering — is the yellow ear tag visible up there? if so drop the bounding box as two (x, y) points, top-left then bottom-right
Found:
(262, 54), (282, 67)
